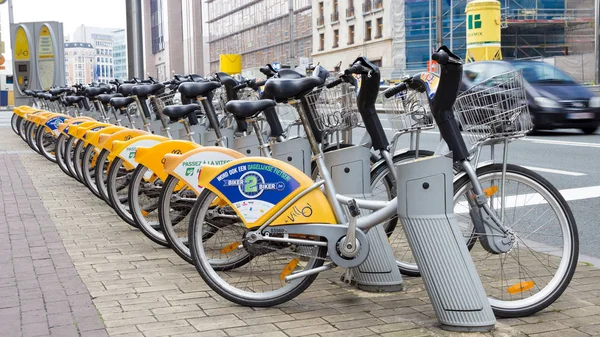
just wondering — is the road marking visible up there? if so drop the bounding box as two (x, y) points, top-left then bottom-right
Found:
(456, 185), (600, 214)
(522, 166), (586, 176)
(523, 138), (600, 148)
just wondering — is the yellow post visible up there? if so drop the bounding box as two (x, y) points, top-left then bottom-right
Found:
(219, 54), (242, 75)
(465, 0), (502, 62)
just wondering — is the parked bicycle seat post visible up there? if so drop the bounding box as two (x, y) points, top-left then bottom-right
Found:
(396, 46), (495, 331)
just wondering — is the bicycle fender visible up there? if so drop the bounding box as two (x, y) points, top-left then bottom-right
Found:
(42, 114), (71, 136)
(98, 129), (148, 164)
(198, 157), (336, 228)
(134, 140), (201, 181)
(30, 112), (54, 125)
(75, 123), (111, 140)
(163, 146), (244, 195)
(57, 117), (94, 136)
(67, 121), (105, 139)
(85, 126), (126, 148)
(112, 135), (169, 171)
(13, 106), (38, 118)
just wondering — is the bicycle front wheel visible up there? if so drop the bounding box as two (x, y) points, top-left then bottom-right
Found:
(129, 164), (168, 246)
(454, 164), (578, 317)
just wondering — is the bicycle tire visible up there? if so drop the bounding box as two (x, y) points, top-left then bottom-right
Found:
(18, 119), (28, 142)
(188, 189), (327, 307)
(453, 164), (578, 317)
(129, 164), (169, 246)
(64, 136), (83, 183)
(106, 157), (138, 227)
(11, 114), (21, 135)
(35, 125), (57, 163)
(73, 140), (87, 184)
(56, 134), (75, 178)
(81, 144), (104, 200)
(94, 149), (113, 207)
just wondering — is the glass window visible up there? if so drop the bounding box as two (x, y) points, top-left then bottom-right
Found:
(333, 29), (339, 47)
(365, 20), (372, 41)
(376, 18), (383, 38)
(151, 0), (165, 53)
(348, 25), (355, 44)
(319, 33), (325, 51)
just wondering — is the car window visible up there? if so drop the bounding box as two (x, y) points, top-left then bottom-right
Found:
(463, 63), (489, 84)
(511, 61), (575, 84)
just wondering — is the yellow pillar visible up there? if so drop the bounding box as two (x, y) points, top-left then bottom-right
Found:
(465, 0), (502, 62)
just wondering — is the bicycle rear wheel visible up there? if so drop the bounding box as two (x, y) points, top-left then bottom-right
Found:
(188, 189), (327, 307)
(453, 164), (578, 317)
(129, 164), (168, 246)
(106, 157), (138, 227)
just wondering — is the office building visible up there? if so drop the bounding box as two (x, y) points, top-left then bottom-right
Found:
(72, 25), (119, 83)
(206, 0), (313, 75)
(113, 29), (128, 81)
(142, 0), (205, 81)
(64, 42), (96, 85)
(311, 0), (396, 77)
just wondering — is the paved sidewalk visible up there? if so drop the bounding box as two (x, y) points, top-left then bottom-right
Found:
(2, 120), (600, 336)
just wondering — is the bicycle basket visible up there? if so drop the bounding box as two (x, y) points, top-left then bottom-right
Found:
(379, 89), (433, 132)
(454, 70), (532, 144)
(155, 90), (179, 110)
(304, 86), (359, 132)
(236, 87), (260, 101)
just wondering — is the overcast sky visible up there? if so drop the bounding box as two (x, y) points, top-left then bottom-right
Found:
(1, 0), (127, 61)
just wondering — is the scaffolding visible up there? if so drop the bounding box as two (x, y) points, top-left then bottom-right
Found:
(403, 0), (596, 70)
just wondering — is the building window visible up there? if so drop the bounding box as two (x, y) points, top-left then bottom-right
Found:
(347, 0), (354, 18)
(376, 18), (383, 38)
(333, 29), (339, 48)
(370, 59), (382, 67)
(348, 25), (355, 45)
(151, 0), (165, 53)
(365, 20), (372, 41)
(332, 0), (339, 22)
(319, 33), (325, 51)
(317, 2), (324, 26)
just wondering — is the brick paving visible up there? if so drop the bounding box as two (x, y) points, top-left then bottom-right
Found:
(2, 115), (600, 336)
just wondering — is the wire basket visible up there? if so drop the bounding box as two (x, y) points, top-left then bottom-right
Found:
(236, 87), (260, 101)
(304, 86), (359, 132)
(155, 90), (179, 111)
(454, 70), (532, 145)
(379, 88), (433, 132)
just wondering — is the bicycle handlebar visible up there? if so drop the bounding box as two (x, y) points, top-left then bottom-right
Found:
(383, 82), (407, 98)
(326, 78), (344, 89)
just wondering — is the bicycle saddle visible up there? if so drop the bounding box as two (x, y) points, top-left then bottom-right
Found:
(46, 94), (60, 102)
(131, 83), (165, 97)
(276, 69), (305, 79)
(162, 104), (201, 124)
(24, 90), (34, 96)
(225, 99), (276, 119)
(49, 87), (71, 96)
(178, 82), (221, 99)
(85, 87), (109, 98)
(98, 93), (123, 105)
(118, 84), (135, 97)
(110, 96), (136, 109)
(65, 96), (85, 105)
(263, 77), (323, 102)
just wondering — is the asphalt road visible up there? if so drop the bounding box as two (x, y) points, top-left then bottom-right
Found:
(2, 109), (599, 263)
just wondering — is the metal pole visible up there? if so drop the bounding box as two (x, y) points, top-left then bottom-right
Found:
(595, 0), (599, 84)
(7, 0), (14, 24)
(429, 0), (433, 65)
(436, 0), (443, 48)
(289, 0), (294, 68)
(126, 0), (145, 79)
(450, 0), (453, 50)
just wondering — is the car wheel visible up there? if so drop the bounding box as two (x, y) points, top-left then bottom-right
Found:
(581, 127), (598, 135)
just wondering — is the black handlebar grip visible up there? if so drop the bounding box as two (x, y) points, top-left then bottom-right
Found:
(383, 83), (407, 98)
(344, 64), (365, 75)
(432, 50), (449, 65)
(233, 83), (248, 91)
(326, 78), (344, 89)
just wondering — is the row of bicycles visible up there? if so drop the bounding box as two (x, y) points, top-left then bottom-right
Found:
(10, 47), (578, 319)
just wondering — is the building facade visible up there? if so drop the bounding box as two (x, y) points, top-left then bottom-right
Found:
(72, 26), (118, 83)
(64, 42), (96, 85)
(113, 29), (128, 81)
(206, 0), (313, 75)
(142, 0), (205, 81)
(311, 0), (395, 77)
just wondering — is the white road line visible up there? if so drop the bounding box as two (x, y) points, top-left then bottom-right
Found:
(456, 185), (600, 214)
(522, 166), (586, 176)
(522, 138), (600, 148)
